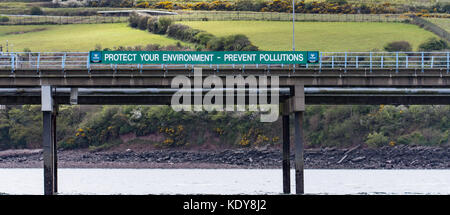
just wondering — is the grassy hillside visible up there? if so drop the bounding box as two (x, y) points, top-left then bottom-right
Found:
(180, 21), (439, 52)
(0, 23), (189, 52)
(426, 18), (450, 32)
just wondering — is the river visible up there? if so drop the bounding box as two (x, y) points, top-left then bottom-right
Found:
(0, 169), (449, 195)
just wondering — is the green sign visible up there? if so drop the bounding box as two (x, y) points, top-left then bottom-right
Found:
(89, 51), (319, 64)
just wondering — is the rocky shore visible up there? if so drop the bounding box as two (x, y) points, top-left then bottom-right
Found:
(0, 145), (449, 169)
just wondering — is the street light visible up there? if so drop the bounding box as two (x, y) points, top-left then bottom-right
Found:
(292, 0), (295, 52)
(292, 0), (296, 72)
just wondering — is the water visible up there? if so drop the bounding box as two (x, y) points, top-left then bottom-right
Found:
(0, 169), (449, 195)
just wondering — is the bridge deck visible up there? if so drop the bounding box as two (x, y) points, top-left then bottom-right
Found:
(0, 52), (450, 87)
(2, 51), (450, 71)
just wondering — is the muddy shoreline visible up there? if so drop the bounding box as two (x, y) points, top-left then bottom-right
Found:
(0, 145), (449, 169)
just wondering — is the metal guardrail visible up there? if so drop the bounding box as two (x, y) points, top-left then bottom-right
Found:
(1, 52), (449, 73)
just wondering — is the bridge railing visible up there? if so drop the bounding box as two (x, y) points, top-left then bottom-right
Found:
(1, 52), (449, 72)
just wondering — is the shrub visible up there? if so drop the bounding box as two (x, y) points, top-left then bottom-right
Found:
(155, 17), (173, 34)
(59, 137), (84, 150)
(326, 0), (348, 5)
(146, 16), (158, 33)
(193, 2), (211, 10)
(365, 131), (389, 148)
(205, 34), (258, 51)
(262, 0), (292, 12)
(30, 6), (44, 15)
(182, 28), (202, 42)
(167, 24), (190, 38)
(97, 0), (124, 7)
(88, 0), (426, 14)
(136, 1), (149, 8)
(129, 11), (140, 28)
(0, 16), (9, 22)
(210, 0), (234, 11)
(120, 0), (134, 7)
(433, 2), (450, 13)
(223, 34), (258, 51)
(128, 10), (258, 51)
(207, 37), (226, 51)
(383, 41), (412, 52)
(154, 1), (174, 10)
(396, 131), (426, 145)
(195, 44), (206, 51)
(241, 44), (259, 51)
(418, 38), (449, 51)
(167, 24), (202, 42)
(138, 15), (149, 30)
(194, 32), (215, 45)
(235, 0), (257, 11)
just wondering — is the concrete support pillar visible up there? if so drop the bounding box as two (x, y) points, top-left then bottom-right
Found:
(293, 84), (305, 195)
(70, 88), (78, 105)
(42, 111), (54, 195)
(282, 113), (291, 194)
(42, 86), (57, 195)
(294, 111), (304, 195)
(52, 104), (58, 193)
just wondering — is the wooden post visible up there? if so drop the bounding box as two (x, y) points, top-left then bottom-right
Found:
(282, 114), (291, 194)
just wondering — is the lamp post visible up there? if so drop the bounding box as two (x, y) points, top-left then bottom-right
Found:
(292, 0), (295, 52)
(292, 0), (296, 73)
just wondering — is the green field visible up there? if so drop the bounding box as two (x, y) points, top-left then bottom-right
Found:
(181, 21), (439, 51)
(0, 21), (441, 52)
(0, 2), (129, 15)
(0, 23), (188, 52)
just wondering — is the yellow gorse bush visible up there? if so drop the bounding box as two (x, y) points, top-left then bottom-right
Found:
(389, 140), (396, 146)
(129, 0), (409, 14)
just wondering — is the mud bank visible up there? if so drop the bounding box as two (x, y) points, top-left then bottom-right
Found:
(0, 145), (448, 169)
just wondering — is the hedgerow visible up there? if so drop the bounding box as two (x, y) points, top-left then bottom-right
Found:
(167, 24), (202, 42)
(129, 12), (259, 51)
